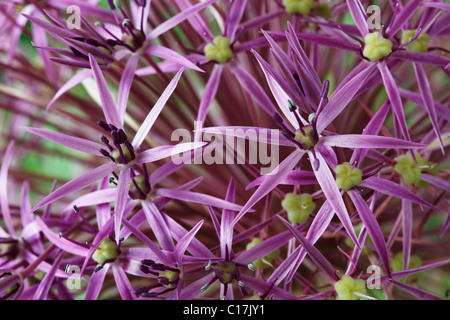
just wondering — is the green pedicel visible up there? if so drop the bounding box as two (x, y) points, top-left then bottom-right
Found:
(335, 162), (362, 191)
(281, 193), (316, 224)
(334, 275), (367, 300)
(362, 32), (393, 62)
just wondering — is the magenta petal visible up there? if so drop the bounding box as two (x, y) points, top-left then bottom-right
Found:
(112, 264), (135, 300)
(146, 0), (217, 41)
(231, 149), (305, 227)
(346, 0), (368, 37)
(35, 217), (89, 256)
(420, 173), (450, 193)
(320, 134), (425, 149)
(146, 45), (203, 72)
(88, 54), (121, 128)
(224, 0), (248, 40)
(22, 127), (105, 156)
(117, 54), (140, 122)
(413, 63), (443, 152)
(402, 197), (413, 273)
(142, 201), (175, 251)
(114, 167), (130, 243)
(63, 189), (116, 213)
(32, 250), (64, 300)
(0, 140), (15, 236)
(378, 62), (410, 142)
(391, 280), (444, 300)
(348, 190), (392, 278)
(246, 170), (317, 190)
(47, 69), (92, 110)
(312, 152), (359, 247)
(360, 177), (439, 210)
(153, 188), (244, 212)
(31, 162), (118, 212)
(85, 263), (110, 300)
(135, 142), (206, 164)
(195, 64), (223, 139)
(132, 68), (184, 149)
(277, 215), (338, 282)
(174, 219), (204, 264)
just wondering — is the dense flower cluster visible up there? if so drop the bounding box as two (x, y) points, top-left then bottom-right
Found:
(0, 0), (449, 300)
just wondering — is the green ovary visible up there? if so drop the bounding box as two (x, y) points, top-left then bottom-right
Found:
(281, 193), (316, 224)
(294, 125), (317, 149)
(334, 275), (367, 300)
(92, 238), (119, 265)
(394, 152), (436, 188)
(335, 162), (362, 191)
(246, 238), (280, 268)
(401, 30), (429, 52)
(204, 36), (233, 64)
(283, 0), (316, 15)
(362, 32), (393, 62)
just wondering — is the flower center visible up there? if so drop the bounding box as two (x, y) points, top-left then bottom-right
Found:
(135, 259), (181, 297)
(213, 261), (238, 284)
(294, 125), (318, 149)
(334, 275), (367, 300)
(282, 0), (316, 15)
(335, 162), (363, 191)
(204, 36), (233, 64)
(245, 238), (280, 268)
(394, 152), (436, 188)
(98, 121), (136, 165)
(401, 29), (429, 52)
(281, 193), (316, 224)
(92, 237), (119, 265)
(362, 32), (393, 62)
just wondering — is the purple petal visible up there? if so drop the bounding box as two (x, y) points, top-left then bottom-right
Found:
(422, 2), (450, 10)
(136, 143), (206, 164)
(142, 201), (175, 251)
(220, 178), (236, 257)
(317, 63), (378, 133)
(312, 152), (359, 247)
(386, 0), (424, 37)
(33, 250), (64, 300)
(346, 0), (368, 37)
(117, 54), (140, 121)
(360, 177), (439, 210)
(231, 149), (305, 227)
(22, 127), (105, 156)
(0, 140), (15, 236)
(63, 189), (116, 213)
(391, 280), (444, 300)
(121, 217), (172, 266)
(320, 134), (425, 149)
(278, 215), (338, 282)
(378, 62), (410, 142)
(402, 197), (413, 273)
(175, 220), (204, 264)
(413, 62), (443, 152)
(146, 0), (217, 41)
(132, 68), (184, 149)
(146, 44), (203, 72)
(35, 217), (89, 256)
(391, 50), (450, 67)
(195, 64), (223, 139)
(89, 54), (121, 128)
(228, 62), (277, 118)
(46, 69), (92, 110)
(112, 265), (135, 300)
(246, 170), (317, 189)
(348, 190), (392, 278)
(224, 0), (248, 40)
(84, 263), (110, 300)
(31, 162), (118, 212)
(114, 167), (130, 243)
(175, 0), (213, 42)
(420, 173), (450, 193)
(153, 188), (244, 212)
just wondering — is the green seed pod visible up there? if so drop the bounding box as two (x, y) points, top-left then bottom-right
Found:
(204, 36), (233, 64)
(281, 193), (316, 224)
(362, 32), (393, 62)
(92, 237), (119, 265)
(334, 275), (367, 300)
(335, 162), (362, 191)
